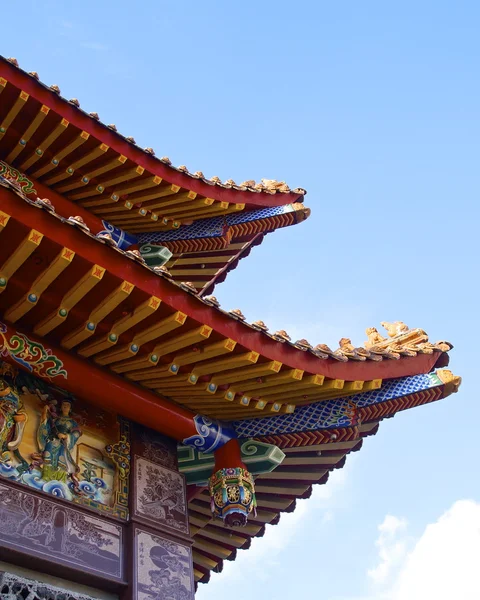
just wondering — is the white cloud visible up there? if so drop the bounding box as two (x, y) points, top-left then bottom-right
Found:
(390, 500), (480, 600)
(360, 500), (480, 600)
(367, 515), (408, 585)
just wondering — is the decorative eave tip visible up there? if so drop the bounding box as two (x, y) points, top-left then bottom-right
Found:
(436, 369), (462, 395)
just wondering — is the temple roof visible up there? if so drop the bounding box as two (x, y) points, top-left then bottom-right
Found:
(0, 56), (306, 232)
(0, 55), (312, 293)
(0, 178), (453, 421)
(0, 55), (462, 589)
(189, 365), (460, 583)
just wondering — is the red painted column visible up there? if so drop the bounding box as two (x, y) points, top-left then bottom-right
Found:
(213, 438), (246, 471)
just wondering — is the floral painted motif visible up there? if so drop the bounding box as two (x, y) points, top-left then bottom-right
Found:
(0, 160), (37, 195)
(0, 322), (67, 380)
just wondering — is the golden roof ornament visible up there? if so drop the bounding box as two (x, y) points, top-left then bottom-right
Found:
(36, 198), (55, 212)
(295, 339), (313, 350)
(273, 330), (291, 342)
(7, 57), (19, 67)
(50, 84), (61, 94)
(260, 179), (290, 193)
(365, 327), (386, 348)
(160, 156), (172, 164)
(336, 338), (368, 361)
(251, 320), (268, 332)
(69, 98), (80, 107)
(89, 112), (100, 120)
(229, 309), (246, 321)
(28, 71), (40, 80)
(362, 322), (453, 359)
(181, 281), (197, 292)
(107, 124), (117, 131)
(144, 147), (155, 155)
(153, 265), (171, 276)
(125, 249), (145, 264)
(381, 321), (409, 338)
(67, 215), (90, 231)
(203, 296), (220, 307)
(126, 136), (136, 143)
(436, 369), (462, 395)
(96, 232), (117, 247)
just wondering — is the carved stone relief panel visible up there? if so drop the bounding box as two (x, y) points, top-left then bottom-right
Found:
(0, 570), (100, 600)
(134, 457), (188, 535)
(134, 424), (177, 469)
(0, 483), (123, 582)
(134, 528), (194, 600)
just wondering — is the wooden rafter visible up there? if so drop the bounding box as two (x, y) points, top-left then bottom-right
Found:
(32, 131), (90, 179)
(95, 311), (188, 365)
(34, 264), (105, 336)
(4, 246), (75, 322)
(0, 90), (29, 141)
(6, 104), (50, 163)
(61, 280), (135, 349)
(0, 228), (43, 294)
(78, 295), (161, 357)
(19, 118), (69, 171)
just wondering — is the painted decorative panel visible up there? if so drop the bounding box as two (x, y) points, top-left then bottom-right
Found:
(234, 373), (443, 438)
(135, 457), (188, 535)
(0, 360), (130, 518)
(135, 528), (194, 600)
(0, 483), (123, 581)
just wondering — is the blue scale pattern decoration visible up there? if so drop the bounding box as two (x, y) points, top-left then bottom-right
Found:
(233, 373), (442, 439)
(137, 204), (299, 244)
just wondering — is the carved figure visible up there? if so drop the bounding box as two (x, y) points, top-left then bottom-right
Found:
(381, 321), (409, 338)
(365, 327), (387, 348)
(0, 365), (29, 473)
(37, 398), (82, 483)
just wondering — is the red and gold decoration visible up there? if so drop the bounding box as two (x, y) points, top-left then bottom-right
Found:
(0, 55), (463, 589)
(209, 467), (256, 527)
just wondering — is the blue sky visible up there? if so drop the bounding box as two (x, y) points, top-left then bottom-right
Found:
(3, 1), (480, 598)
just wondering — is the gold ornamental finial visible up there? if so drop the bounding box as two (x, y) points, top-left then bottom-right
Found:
(381, 321), (409, 338)
(436, 370), (462, 395)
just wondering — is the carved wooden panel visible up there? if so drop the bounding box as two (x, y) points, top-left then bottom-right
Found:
(134, 457), (188, 535)
(0, 483), (124, 582)
(134, 527), (194, 600)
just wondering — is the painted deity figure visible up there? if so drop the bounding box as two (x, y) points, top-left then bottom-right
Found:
(37, 398), (82, 483)
(0, 364), (29, 473)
